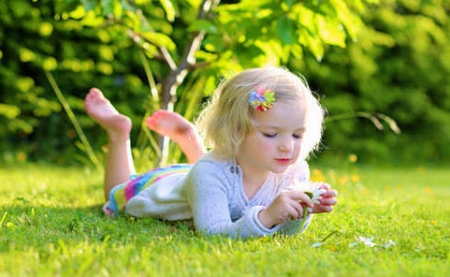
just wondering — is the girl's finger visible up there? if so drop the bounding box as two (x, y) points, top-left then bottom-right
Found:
(321, 189), (338, 198)
(319, 197), (337, 206)
(318, 183), (331, 190)
(289, 201), (305, 220)
(293, 191), (313, 208)
(313, 205), (333, 213)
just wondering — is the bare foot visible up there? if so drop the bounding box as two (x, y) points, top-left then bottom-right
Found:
(85, 88), (132, 141)
(146, 110), (194, 143)
(146, 110), (206, 163)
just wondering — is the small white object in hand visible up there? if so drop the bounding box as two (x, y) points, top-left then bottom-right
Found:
(286, 181), (326, 210)
(305, 184), (326, 204)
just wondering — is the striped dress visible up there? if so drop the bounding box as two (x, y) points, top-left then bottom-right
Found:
(103, 164), (192, 217)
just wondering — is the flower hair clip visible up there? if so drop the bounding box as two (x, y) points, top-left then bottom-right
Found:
(248, 86), (276, 111)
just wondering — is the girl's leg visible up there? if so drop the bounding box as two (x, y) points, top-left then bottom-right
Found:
(146, 110), (206, 164)
(84, 88), (135, 200)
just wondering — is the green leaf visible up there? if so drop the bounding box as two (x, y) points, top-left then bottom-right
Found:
(80, 0), (97, 11)
(159, 0), (176, 22)
(188, 19), (219, 35)
(299, 25), (324, 61)
(276, 16), (296, 45)
(304, 191), (313, 199)
(0, 104), (20, 119)
(285, 0), (297, 8)
(101, 0), (114, 16)
(203, 36), (225, 52)
(194, 50), (218, 63)
(142, 32), (176, 51)
(143, 44), (159, 58)
(43, 57), (58, 71)
(121, 0), (136, 12)
(7, 118), (33, 134)
(318, 16), (346, 47)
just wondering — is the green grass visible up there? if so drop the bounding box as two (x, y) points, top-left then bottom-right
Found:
(1, 163), (449, 276)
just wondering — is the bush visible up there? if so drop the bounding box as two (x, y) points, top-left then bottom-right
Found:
(1, 0), (449, 166)
(296, 0), (450, 165)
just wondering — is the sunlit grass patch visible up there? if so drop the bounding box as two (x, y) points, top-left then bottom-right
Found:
(1, 164), (449, 276)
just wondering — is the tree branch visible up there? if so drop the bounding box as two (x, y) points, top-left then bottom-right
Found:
(157, 0), (220, 165)
(161, 0), (220, 109)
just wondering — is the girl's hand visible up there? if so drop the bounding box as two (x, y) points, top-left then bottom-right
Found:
(312, 183), (338, 214)
(258, 190), (313, 229)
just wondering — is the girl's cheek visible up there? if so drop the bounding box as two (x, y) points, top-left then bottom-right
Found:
(260, 140), (275, 150)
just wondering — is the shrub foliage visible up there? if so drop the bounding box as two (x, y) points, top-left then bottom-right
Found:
(0, 0), (449, 166)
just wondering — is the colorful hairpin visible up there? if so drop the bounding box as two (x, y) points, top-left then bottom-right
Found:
(248, 86), (276, 111)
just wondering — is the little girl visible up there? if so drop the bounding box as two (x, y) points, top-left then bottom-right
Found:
(85, 67), (337, 239)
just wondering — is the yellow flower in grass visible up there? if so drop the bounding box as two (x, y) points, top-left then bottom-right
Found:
(416, 167), (426, 173)
(311, 169), (325, 182)
(338, 175), (348, 185)
(349, 154), (358, 163)
(351, 174), (360, 183)
(17, 152), (27, 162)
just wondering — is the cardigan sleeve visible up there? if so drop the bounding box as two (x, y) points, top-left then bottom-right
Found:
(183, 160), (280, 239)
(276, 214), (313, 235)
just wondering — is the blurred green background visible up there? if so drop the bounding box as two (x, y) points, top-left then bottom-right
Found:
(1, 0), (449, 168)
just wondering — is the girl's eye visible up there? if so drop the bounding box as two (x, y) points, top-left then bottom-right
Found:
(293, 134), (303, 139)
(263, 133), (277, 138)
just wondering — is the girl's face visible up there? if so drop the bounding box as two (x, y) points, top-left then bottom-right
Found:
(236, 100), (306, 177)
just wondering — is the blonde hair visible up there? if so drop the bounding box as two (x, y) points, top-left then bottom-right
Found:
(195, 67), (325, 160)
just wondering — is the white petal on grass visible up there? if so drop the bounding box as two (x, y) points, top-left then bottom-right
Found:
(349, 242), (359, 248)
(351, 237), (397, 249)
(358, 236), (376, 247)
(311, 242), (323, 248)
(382, 240), (397, 249)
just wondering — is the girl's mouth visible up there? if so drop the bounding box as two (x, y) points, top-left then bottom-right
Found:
(275, 158), (291, 164)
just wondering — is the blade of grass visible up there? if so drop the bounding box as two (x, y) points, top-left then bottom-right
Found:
(134, 50), (163, 167)
(44, 71), (102, 172)
(326, 111), (401, 134)
(0, 212), (7, 228)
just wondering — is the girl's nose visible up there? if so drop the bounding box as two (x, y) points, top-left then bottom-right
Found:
(278, 137), (293, 152)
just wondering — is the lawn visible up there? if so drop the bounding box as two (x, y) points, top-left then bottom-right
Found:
(1, 163), (449, 276)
